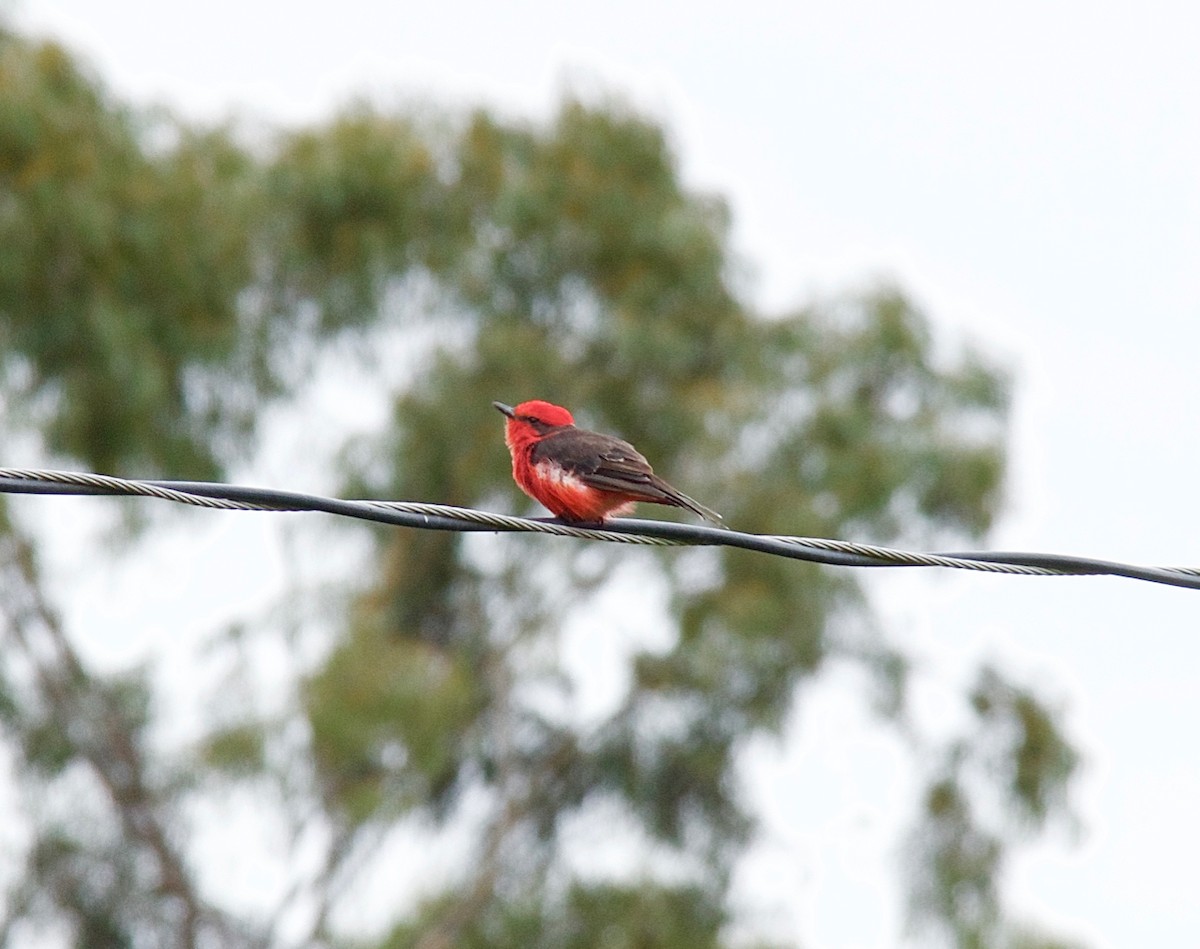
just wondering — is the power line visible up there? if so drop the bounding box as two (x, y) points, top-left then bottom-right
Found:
(1, 467), (1196, 590)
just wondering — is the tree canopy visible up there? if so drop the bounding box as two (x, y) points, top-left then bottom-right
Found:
(0, 24), (1080, 949)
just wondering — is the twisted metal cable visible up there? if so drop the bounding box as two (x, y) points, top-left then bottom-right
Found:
(1, 467), (1197, 590)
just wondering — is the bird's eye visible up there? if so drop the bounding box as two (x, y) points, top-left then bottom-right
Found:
(523, 416), (555, 433)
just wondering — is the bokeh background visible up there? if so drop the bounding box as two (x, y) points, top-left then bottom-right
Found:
(3, 2), (1198, 947)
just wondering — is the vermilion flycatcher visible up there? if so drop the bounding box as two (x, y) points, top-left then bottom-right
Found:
(494, 399), (721, 524)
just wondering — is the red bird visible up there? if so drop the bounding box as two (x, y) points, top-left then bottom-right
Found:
(494, 399), (721, 525)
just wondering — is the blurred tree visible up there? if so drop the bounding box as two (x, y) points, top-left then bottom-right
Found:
(0, 28), (274, 478)
(0, 23), (1081, 949)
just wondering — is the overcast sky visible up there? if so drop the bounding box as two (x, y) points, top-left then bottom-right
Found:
(11, 2), (1200, 946)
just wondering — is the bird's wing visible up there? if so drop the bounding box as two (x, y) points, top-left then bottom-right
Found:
(532, 429), (721, 523)
(531, 429), (652, 488)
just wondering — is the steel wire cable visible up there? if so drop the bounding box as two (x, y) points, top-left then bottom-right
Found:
(1, 467), (1197, 590)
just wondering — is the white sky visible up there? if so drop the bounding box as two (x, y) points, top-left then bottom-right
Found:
(9, 2), (1200, 947)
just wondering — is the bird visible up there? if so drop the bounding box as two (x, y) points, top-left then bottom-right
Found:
(493, 399), (721, 525)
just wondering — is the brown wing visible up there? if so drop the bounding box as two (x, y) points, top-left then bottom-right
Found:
(531, 428), (722, 523)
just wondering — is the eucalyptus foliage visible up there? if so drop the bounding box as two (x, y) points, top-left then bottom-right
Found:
(0, 24), (1078, 949)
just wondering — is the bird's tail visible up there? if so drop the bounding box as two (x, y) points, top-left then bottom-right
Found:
(671, 489), (723, 525)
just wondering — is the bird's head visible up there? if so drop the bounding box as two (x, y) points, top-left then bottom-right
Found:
(494, 400), (574, 429)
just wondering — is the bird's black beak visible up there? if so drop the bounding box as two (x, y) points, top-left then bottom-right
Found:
(493, 401), (516, 419)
